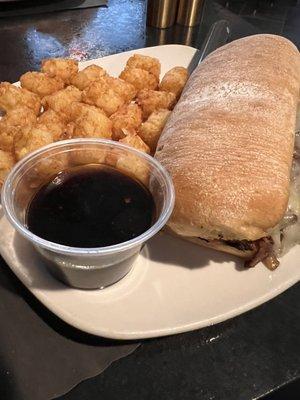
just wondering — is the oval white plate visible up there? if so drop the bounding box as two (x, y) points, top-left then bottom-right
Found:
(0, 45), (299, 339)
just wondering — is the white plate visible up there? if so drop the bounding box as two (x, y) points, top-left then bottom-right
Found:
(1, 45), (299, 340)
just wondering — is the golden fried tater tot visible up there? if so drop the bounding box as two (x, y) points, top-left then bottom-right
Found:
(137, 89), (176, 119)
(0, 124), (19, 152)
(2, 106), (37, 127)
(20, 71), (64, 98)
(67, 104), (112, 139)
(119, 67), (158, 92)
(67, 104), (112, 165)
(41, 58), (78, 85)
(0, 82), (41, 115)
(67, 102), (102, 121)
(119, 133), (150, 154)
(42, 86), (82, 121)
(159, 67), (188, 99)
(120, 127), (137, 137)
(14, 126), (54, 160)
(113, 143), (150, 185)
(70, 65), (107, 90)
(105, 76), (137, 103)
(110, 104), (142, 140)
(0, 107), (37, 152)
(38, 108), (65, 126)
(82, 80), (125, 116)
(139, 108), (171, 153)
(67, 103), (112, 166)
(37, 109), (67, 141)
(126, 54), (161, 78)
(70, 147), (108, 167)
(0, 149), (14, 186)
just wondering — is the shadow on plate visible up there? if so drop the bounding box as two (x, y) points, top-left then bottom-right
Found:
(144, 232), (243, 270)
(12, 229), (245, 294)
(12, 232), (148, 294)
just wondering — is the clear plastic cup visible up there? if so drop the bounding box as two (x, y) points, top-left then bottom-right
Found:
(1, 139), (174, 289)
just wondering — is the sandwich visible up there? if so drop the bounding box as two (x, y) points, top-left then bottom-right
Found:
(155, 34), (300, 270)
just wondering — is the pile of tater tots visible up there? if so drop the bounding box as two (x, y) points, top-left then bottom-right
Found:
(0, 54), (188, 186)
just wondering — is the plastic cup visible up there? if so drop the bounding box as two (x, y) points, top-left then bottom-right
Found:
(2, 139), (174, 289)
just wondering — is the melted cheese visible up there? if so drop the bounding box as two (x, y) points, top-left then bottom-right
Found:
(273, 106), (300, 255)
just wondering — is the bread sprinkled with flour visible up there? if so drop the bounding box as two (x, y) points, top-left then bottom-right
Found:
(156, 34), (300, 268)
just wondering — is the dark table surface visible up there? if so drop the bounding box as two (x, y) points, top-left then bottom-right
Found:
(0, 0), (299, 399)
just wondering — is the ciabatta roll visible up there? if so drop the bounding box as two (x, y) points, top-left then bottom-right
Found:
(156, 34), (300, 268)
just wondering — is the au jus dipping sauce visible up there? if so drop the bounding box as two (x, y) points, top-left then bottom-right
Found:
(26, 164), (155, 248)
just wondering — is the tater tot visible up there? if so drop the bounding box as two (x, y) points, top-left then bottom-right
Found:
(0, 124), (19, 152)
(111, 133), (150, 185)
(0, 107), (37, 152)
(126, 54), (161, 78)
(67, 104), (112, 139)
(37, 109), (67, 141)
(0, 82), (41, 115)
(14, 126), (54, 160)
(119, 67), (158, 92)
(105, 76), (137, 103)
(66, 101), (95, 121)
(66, 102), (90, 121)
(119, 134), (150, 154)
(82, 79), (125, 116)
(137, 89), (176, 119)
(113, 147), (150, 185)
(20, 71), (64, 98)
(0, 149), (14, 186)
(110, 104), (142, 140)
(70, 148), (107, 167)
(159, 67), (188, 99)
(42, 86), (82, 120)
(41, 58), (78, 84)
(70, 64), (107, 90)
(3, 106), (37, 127)
(139, 108), (171, 153)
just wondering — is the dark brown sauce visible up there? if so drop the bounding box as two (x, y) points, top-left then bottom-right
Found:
(26, 164), (155, 248)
